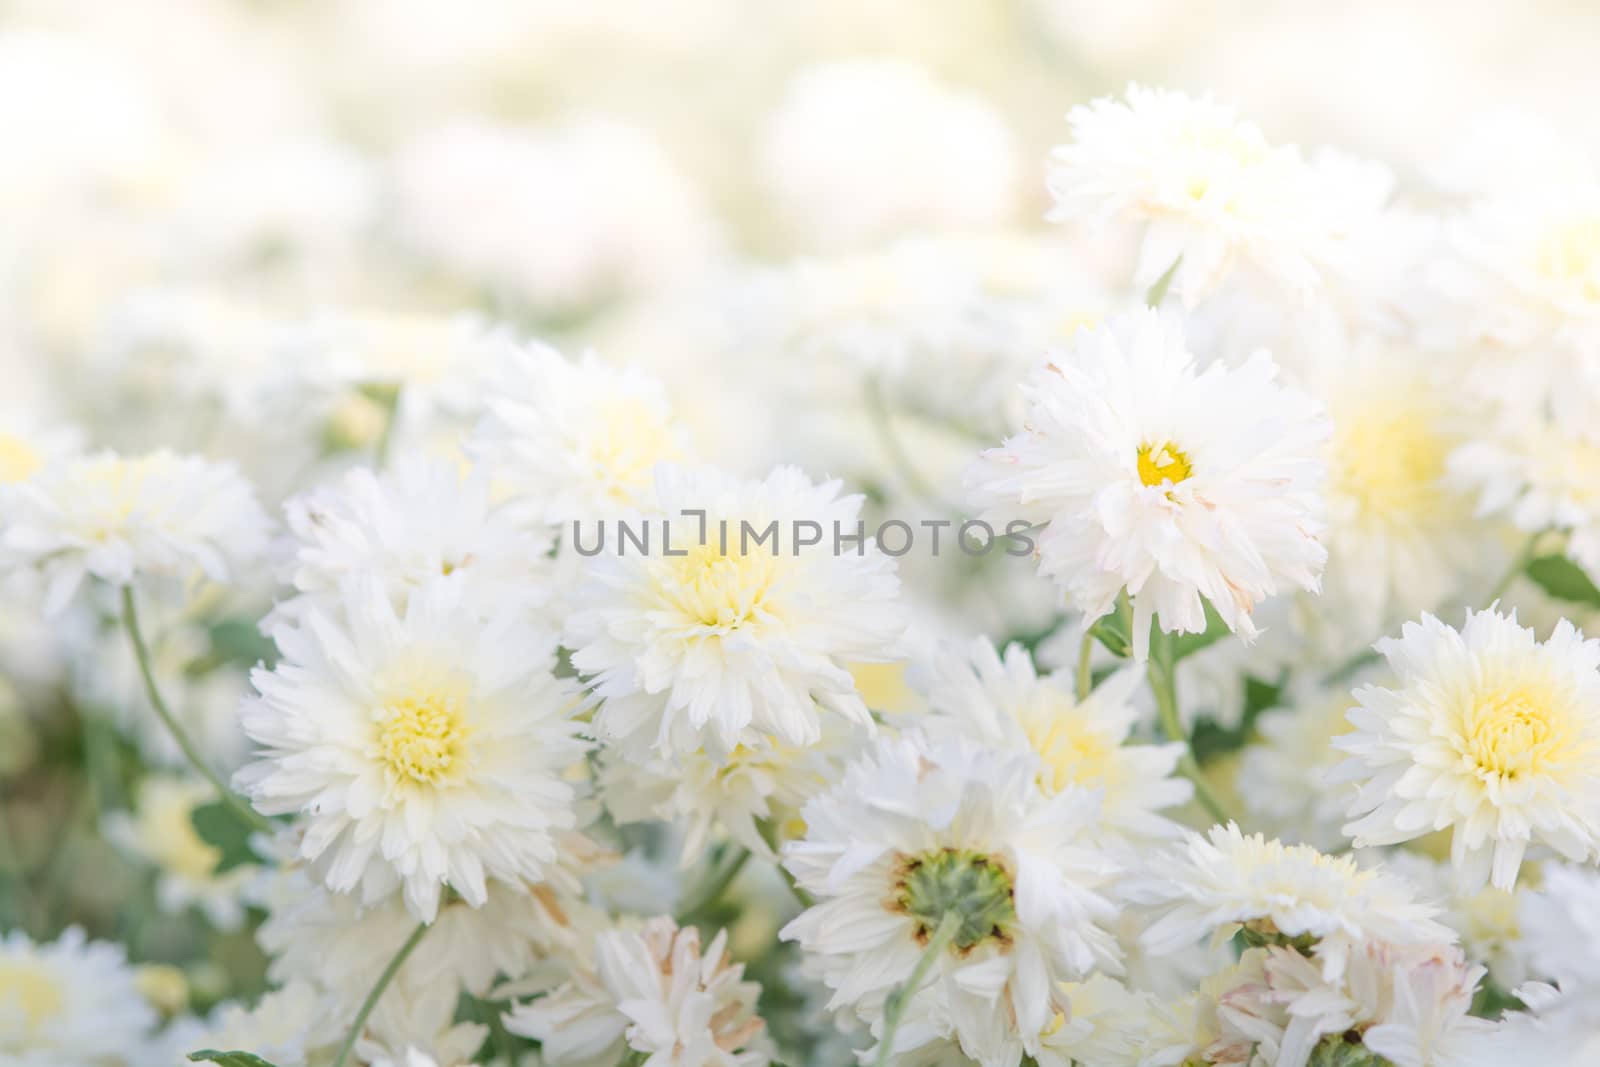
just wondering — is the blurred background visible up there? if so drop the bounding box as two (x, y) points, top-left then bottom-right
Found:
(2, 0), (1598, 1037)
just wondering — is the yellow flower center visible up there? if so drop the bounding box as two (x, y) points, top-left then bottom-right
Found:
(0, 962), (65, 1033)
(662, 539), (782, 630)
(1463, 683), (1572, 781)
(1330, 397), (1452, 523)
(589, 398), (683, 505)
(1534, 216), (1600, 301)
(377, 681), (472, 786)
(1023, 704), (1119, 795)
(1137, 441), (1192, 488)
(0, 433), (42, 484)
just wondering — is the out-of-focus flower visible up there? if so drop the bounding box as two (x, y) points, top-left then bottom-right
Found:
(567, 464), (906, 759)
(759, 59), (1019, 252)
(0, 450), (270, 612)
(1047, 85), (1381, 306)
(471, 342), (690, 524)
(0, 927), (157, 1066)
(393, 116), (719, 313)
(505, 916), (770, 1067)
(104, 775), (255, 930)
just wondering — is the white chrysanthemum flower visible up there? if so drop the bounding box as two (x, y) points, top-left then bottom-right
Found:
(1452, 181), (1600, 358)
(1139, 824), (1452, 980)
(257, 833), (613, 1015)
(1312, 342), (1493, 642)
(923, 637), (1191, 849)
(505, 916), (770, 1067)
(968, 309), (1329, 659)
(1383, 852), (1530, 990)
(781, 733), (1121, 1066)
(1033, 974), (1153, 1067)
(274, 454), (552, 624)
(471, 342), (689, 524)
(1226, 940), (1491, 1067)
(104, 775), (255, 931)
(1450, 373), (1600, 584)
(599, 716), (863, 866)
(0, 449), (270, 612)
(1235, 676), (1363, 851)
(1520, 862), (1600, 992)
(1334, 608), (1600, 890)
(567, 464), (907, 758)
(0, 414), (79, 486)
(186, 980), (345, 1067)
(236, 574), (589, 920)
(1047, 85), (1364, 306)
(0, 927), (156, 1065)
(758, 59), (1019, 252)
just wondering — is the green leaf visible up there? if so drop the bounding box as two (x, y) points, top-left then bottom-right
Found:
(1170, 601), (1231, 662)
(189, 1051), (280, 1067)
(209, 619), (276, 668)
(1087, 611), (1131, 659)
(1525, 554), (1600, 608)
(191, 801), (262, 874)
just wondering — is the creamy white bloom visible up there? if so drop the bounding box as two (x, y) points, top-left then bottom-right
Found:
(969, 309), (1329, 659)
(1221, 941), (1491, 1067)
(258, 852), (611, 1031)
(505, 916), (769, 1067)
(1451, 181), (1600, 359)
(922, 637), (1191, 850)
(472, 342), (689, 524)
(0, 927), (156, 1066)
(1450, 369), (1600, 584)
(1312, 341), (1493, 643)
(1033, 974), (1153, 1067)
(0, 449), (270, 612)
(599, 716), (863, 867)
(1520, 862), (1600, 992)
(236, 574), (589, 920)
(274, 454), (552, 624)
(781, 733), (1121, 1066)
(1383, 852), (1530, 991)
(104, 775), (255, 931)
(759, 59), (1019, 252)
(1334, 608), (1600, 889)
(1047, 85), (1373, 305)
(0, 414), (79, 486)
(183, 980), (345, 1067)
(567, 464), (907, 759)
(1139, 824), (1452, 980)
(1235, 676), (1363, 851)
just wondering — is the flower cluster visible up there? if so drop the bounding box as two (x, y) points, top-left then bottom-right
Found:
(4, 7), (1600, 1067)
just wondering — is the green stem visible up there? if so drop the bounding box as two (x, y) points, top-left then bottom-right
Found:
(1144, 256), (1183, 308)
(372, 385), (401, 469)
(1485, 531), (1544, 607)
(331, 919), (431, 1067)
(757, 818), (816, 911)
(875, 911), (961, 1067)
(121, 586), (275, 835)
(1075, 631), (1094, 702)
(675, 846), (751, 924)
(1146, 630), (1232, 826)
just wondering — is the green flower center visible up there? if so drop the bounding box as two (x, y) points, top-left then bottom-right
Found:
(893, 848), (1016, 952)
